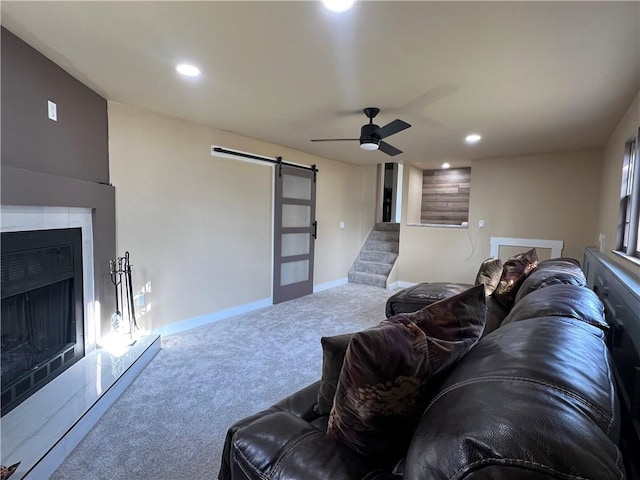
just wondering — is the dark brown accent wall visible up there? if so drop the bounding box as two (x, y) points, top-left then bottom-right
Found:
(1, 27), (116, 336)
(1, 28), (109, 182)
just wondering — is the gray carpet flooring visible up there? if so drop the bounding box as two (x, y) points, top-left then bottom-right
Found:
(50, 283), (393, 480)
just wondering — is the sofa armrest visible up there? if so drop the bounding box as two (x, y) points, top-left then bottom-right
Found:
(218, 381), (320, 480)
(231, 411), (377, 480)
(218, 407), (280, 480)
(218, 381), (322, 480)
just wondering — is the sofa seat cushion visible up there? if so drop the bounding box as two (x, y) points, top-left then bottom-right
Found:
(513, 257), (586, 304)
(502, 284), (608, 330)
(385, 282), (473, 317)
(405, 317), (624, 480)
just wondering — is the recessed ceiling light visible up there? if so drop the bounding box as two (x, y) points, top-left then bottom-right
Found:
(465, 134), (482, 144)
(176, 64), (201, 77)
(442, 163), (450, 169)
(323, 0), (356, 12)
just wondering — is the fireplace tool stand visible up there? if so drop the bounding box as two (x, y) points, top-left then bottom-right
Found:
(109, 251), (139, 343)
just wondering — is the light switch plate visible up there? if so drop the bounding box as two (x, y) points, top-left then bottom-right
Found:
(47, 100), (57, 121)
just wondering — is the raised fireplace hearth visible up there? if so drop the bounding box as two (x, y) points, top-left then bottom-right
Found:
(1, 228), (84, 416)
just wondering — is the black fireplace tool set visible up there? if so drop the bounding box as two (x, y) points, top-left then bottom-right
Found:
(109, 251), (138, 341)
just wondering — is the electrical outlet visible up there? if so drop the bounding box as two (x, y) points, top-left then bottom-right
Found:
(478, 220), (485, 228)
(340, 221), (345, 229)
(47, 100), (57, 121)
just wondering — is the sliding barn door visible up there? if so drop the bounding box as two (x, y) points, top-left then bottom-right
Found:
(273, 164), (316, 304)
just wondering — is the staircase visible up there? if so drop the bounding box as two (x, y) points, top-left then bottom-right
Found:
(348, 223), (400, 288)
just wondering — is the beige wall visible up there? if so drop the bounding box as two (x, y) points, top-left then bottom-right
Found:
(597, 90), (640, 277)
(108, 102), (376, 330)
(405, 164), (423, 225)
(108, 89), (639, 330)
(397, 150), (603, 284)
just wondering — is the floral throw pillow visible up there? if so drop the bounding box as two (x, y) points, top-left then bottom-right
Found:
(474, 257), (503, 296)
(492, 248), (539, 309)
(327, 284), (486, 460)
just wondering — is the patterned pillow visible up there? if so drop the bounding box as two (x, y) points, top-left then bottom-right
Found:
(474, 257), (503, 296)
(314, 332), (354, 415)
(492, 248), (539, 309)
(327, 284), (486, 459)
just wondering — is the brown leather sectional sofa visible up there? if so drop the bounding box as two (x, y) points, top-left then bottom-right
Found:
(219, 257), (625, 480)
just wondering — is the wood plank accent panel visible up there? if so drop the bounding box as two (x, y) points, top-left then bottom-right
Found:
(421, 167), (471, 225)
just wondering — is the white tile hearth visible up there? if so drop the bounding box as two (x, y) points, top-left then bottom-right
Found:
(0, 335), (161, 479)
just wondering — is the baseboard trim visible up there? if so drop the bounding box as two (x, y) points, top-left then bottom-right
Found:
(153, 279), (351, 337)
(153, 297), (273, 337)
(313, 277), (348, 293)
(388, 280), (416, 290)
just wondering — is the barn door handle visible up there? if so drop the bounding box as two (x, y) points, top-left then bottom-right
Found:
(312, 221), (318, 240)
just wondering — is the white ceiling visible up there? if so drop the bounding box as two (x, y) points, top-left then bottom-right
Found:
(2, 1), (639, 169)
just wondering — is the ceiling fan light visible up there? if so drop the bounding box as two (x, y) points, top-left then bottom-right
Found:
(360, 139), (380, 151)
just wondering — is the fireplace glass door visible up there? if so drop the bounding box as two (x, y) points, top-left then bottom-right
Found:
(1, 228), (84, 416)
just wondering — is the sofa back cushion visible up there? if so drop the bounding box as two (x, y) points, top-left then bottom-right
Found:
(501, 284), (607, 331)
(327, 284), (486, 460)
(404, 317), (623, 480)
(483, 296), (509, 337)
(385, 282), (473, 318)
(513, 257), (586, 304)
(314, 333), (354, 415)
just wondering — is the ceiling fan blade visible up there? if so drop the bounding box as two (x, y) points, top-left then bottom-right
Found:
(375, 119), (411, 140)
(310, 138), (359, 142)
(378, 141), (402, 156)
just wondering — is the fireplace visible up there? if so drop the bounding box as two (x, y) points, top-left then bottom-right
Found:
(1, 228), (84, 416)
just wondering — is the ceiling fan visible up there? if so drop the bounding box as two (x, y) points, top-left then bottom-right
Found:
(311, 107), (411, 156)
